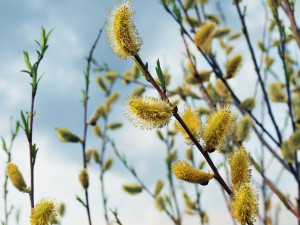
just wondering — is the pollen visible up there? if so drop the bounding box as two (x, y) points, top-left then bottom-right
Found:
(6, 163), (29, 193)
(30, 198), (57, 225)
(202, 105), (236, 152)
(106, 0), (143, 60)
(123, 95), (172, 130)
(228, 146), (252, 190)
(171, 160), (214, 185)
(174, 107), (202, 145)
(230, 183), (259, 224)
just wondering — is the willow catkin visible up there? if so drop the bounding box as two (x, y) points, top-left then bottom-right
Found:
(240, 97), (256, 111)
(154, 179), (164, 196)
(174, 107), (202, 145)
(122, 183), (143, 195)
(194, 22), (216, 54)
(236, 115), (253, 142)
(56, 127), (81, 143)
(30, 198), (57, 225)
(105, 0), (143, 59)
(268, 82), (287, 102)
(171, 160), (214, 185)
(123, 95), (172, 130)
(6, 163), (29, 193)
(225, 54), (243, 79)
(202, 105), (236, 152)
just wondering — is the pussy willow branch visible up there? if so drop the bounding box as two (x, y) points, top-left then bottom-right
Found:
(164, 128), (181, 224)
(162, 3), (281, 148)
(82, 27), (104, 225)
(176, 0), (195, 33)
(273, 8), (300, 221)
(27, 52), (45, 208)
(273, 8), (295, 131)
(250, 156), (300, 220)
(134, 55), (232, 196)
(98, 82), (115, 225)
(180, 31), (215, 108)
(110, 209), (123, 225)
(282, 0), (300, 51)
(234, 0), (282, 145)
(108, 138), (179, 225)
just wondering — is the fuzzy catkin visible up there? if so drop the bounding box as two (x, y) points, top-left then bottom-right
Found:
(106, 0), (143, 59)
(30, 198), (57, 225)
(236, 115), (253, 142)
(174, 107), (202, 145)
(225, 54), (242, 79)
(202, 105), (236, 152)
(122, 184), (143, 195)
(6, 163), (29, 193)
(171, 160), (214, 185)
(230, 184), (259, 224)
(228, 146), (252, 190)
(124, 95), (172, 130)
(194, 22), (216, 54)
(56, 127), (81, 143)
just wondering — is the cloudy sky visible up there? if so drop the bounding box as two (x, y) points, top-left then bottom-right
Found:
(1, 0), (300, 224)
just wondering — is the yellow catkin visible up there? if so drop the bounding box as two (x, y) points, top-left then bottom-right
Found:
(240, 97), (256, 111)
(104, 71), (119, 83)
(183, 0), (196, 10)
(228, 147), (251, 190)
(122, 183), (143, 195)
(183, 192), (196, 210)
(154, 179), (164, 196)
(281, 140), (296, 163)
(124, 95), (172, 130)
(6, 163), (29, 193)
(206, 14), (220, 25)
(199, 160), (206, 170)
(171, 160), (214, 185)
(266, 0), (282, 10)
(96, 75), (108, 93)
(155, 195), (166, 211)
(174, 107), (202, 145)
(106, 0), (142, 60)
(215, 79), (231, 98)
(213, 27), (231, 38)
(88, 108), (101, 125)
(185, 148), (193, 162)
(236, 115), (253, 142)
(194, 22), (216, 54)
(166, 150), (177, 165)
(264, 56), (275, 69)
(92, 149), (101, 163)
(198, 0), (208, 5)
(85, 147), (93, 164)
(230, 183), (259, 224)
(131, 86), (145, 97)
(202, 105), (236, 152)
(268, 82), (287, 102)
(58, 203), (65, 217)
(183, 16), (200, 27)
(56, 127), (81, 143)
(107, 122), (123, 130)
(229, 32), (241, 40)
(257, 41), (266, 52)
(92, 124), (102, 137)
(78, 169), (89, 190)
(198, 70), (212, 82)
(104, 158), (114, 171)
(30, 198), (57, 225)
(225, 54), (243, 79)
(106, 92), (120, 105)
(289, 129), (300, 150)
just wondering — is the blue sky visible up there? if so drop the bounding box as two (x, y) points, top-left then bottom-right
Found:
(0, 0), (300, 224)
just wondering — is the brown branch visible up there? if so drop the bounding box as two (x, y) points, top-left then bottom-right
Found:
(134, 55), (232, 196)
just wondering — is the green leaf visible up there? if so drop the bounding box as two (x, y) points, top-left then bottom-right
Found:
(32, 143), (39, 161)
(172, 1), (182, 23)
(1, 137), (7, 152)
(41, 26), (46, 47)
(8, 205), (14, 216)
(156, 59), (165, 89)
(23, 51), (32, 73)
(20, 111), (29, 136)
(76, 195), (87, 208)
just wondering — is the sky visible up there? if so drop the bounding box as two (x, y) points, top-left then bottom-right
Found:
(0, 0), (300, 224)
